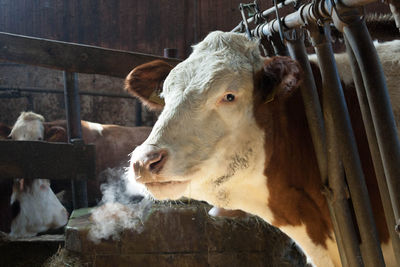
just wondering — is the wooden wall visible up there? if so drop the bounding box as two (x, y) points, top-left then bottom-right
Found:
(0, 0), (280, 59)
(0, 0), (392, 59)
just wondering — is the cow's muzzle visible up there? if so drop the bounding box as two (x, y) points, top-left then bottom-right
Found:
(131, 145), (168, 182)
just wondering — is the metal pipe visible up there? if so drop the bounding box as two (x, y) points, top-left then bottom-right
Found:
(285, 30), (354, 267)
(285, 30), (327, 183)
(0, 87), (136, 99)
(63, 71), (88, 209)
(269, 32), (289, 56)
(135, 100), (142, 126)
(344, 16), (400, 241)
(389, 0), (400, 31)
(344, 35), (400, 265)
(252, 0), (378, 38)
(232, 0), (297, 32)
(310, 23), (385, 267)
(325, 102), (361, 267)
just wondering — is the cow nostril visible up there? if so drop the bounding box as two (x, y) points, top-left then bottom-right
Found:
(147, 150), (168, 174)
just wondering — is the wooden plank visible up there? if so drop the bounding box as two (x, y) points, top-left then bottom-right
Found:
(0, 140), (95, 180)
(0, 32), (181, 78)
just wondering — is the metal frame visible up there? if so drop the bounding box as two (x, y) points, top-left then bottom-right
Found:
(234, 0), (400, 266)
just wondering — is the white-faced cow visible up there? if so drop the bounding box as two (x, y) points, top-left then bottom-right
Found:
(0, 112), (69, 238)
(8, 111), (152, 204)
(126, 31), (400, 266)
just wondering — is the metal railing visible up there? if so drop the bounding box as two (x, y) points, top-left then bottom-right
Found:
(233, 0), (400, 266)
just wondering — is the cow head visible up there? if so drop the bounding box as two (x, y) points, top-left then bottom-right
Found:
(127, 31), (301, 211)
(9, 178), (69, 238)
(10, 111), (45, 141)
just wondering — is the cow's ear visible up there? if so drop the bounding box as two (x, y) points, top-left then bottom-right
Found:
(256, 56), (302, 103)
(124, 60), (173, 111)
(44, 126), (67, 142)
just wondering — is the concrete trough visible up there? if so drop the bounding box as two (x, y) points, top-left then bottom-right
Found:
(65, 201), (308, 266)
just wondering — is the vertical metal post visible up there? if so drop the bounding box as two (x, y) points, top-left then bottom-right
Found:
(163, 48), (178, 58)
(286, 30), (360, 267)
(344, 36), (400, 265)
(344, 18), (400, 240)
(63, 71), (88, 209)
(269, 32), (289, 56)
(310, 23), (385, 267)
(135, 100), (142, 126)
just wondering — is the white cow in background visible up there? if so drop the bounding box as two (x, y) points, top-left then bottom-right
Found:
(4, 111), (69, 238)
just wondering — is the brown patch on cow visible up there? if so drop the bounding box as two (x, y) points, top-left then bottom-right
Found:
(44, 125), (68, 142)
(253, 56), (333, 248)
(124, 60), (173, 111)
(252, 56), (389, 248)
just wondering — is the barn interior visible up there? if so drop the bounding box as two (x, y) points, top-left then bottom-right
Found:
(0, 0), (399, 266)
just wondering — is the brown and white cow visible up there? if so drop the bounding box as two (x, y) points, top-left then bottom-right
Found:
(0, 112), (69, 238)
(126, 31), (400, 266)
(8, 111), (152, 204)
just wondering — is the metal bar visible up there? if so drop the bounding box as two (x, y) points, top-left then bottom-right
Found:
(325, 105), (362, 267)
(0, 32), (181, 78)
(310, 23), (385, 267)
(63, 71), (88, 209)
(285, 30), (327, 184)
(344, 35), (400, 265)
(269, 32), (290, 56)
(232, 0), (297, 32)
(285, 31), (350, 267)
(135, 100), (142, 127)
(0, 87), (135, 99)
(285, 29), (360, 267)
(252, 0), (379, 38)
(344, 17), (400, 241)
(389, 0), (400, 31)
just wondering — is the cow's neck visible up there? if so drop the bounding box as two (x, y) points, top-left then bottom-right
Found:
(252, 88), (340, 265)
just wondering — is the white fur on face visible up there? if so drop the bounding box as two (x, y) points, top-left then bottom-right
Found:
(130, 32), (270, 210)
(10, 111), (45, 141)
(10, 179), (69, 238)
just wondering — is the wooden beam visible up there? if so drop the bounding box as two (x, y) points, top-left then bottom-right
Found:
(0, 140), (95, 180)
(0, 32), (181, 78)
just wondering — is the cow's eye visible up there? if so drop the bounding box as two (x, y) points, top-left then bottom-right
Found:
(223, 93), (235, 102)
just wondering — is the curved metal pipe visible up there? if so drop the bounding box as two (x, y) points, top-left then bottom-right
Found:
(344, 16), (400, 242)
(344, 35), (400, 265)
(310, 23), (385, 267)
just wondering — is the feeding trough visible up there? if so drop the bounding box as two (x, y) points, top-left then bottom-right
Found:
(65, 201), (308, 266)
